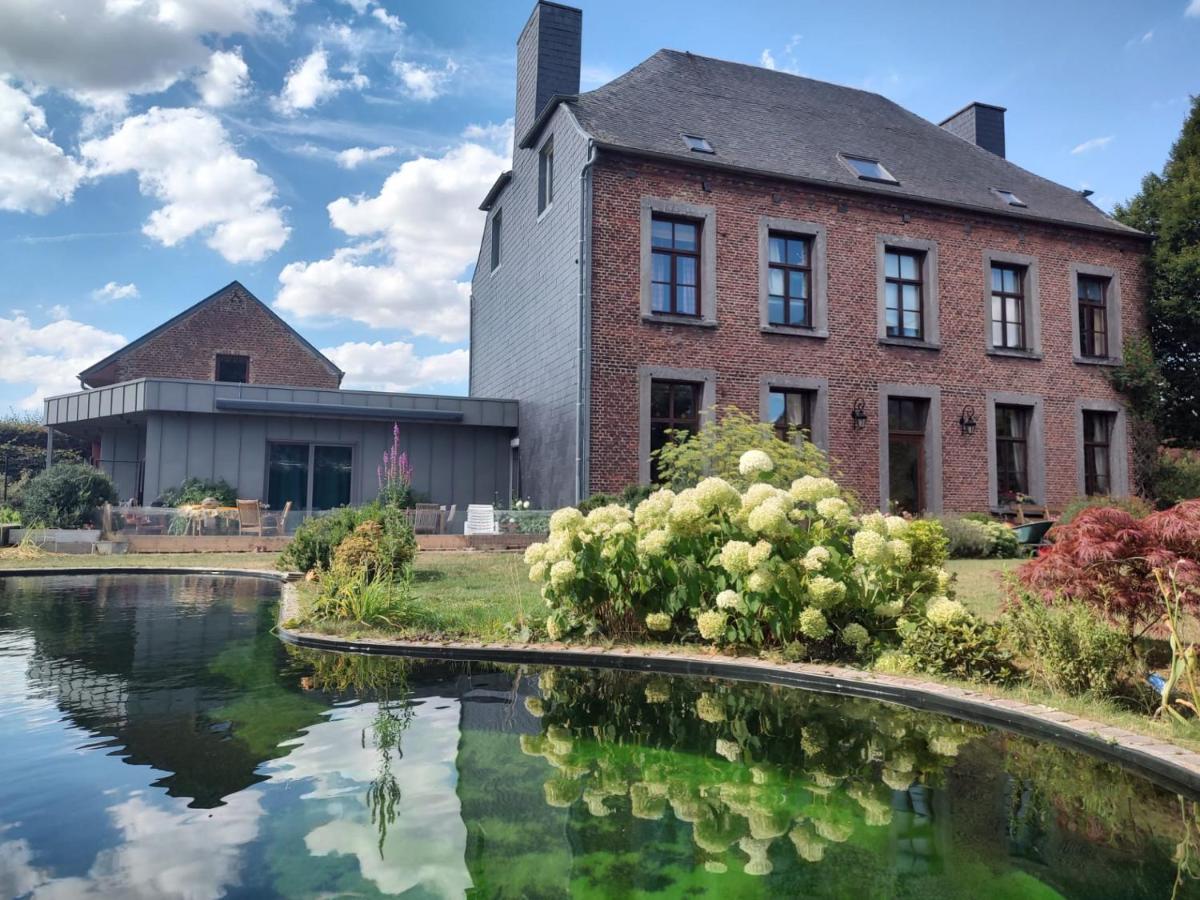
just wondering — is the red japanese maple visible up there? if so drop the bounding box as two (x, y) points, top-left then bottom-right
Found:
(1017, 500), (1200, 638)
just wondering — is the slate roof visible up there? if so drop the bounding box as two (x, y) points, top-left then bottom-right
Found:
(566, 50), (1141, 237)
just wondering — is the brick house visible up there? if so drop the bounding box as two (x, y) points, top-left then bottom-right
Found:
(470, 1), (1148, 514)
(46, 281), (517, 524)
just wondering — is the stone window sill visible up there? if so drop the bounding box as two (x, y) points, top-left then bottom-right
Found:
(760, 325), (829, 339)
(642, 314), (718, 328)
(1073, 355), (1122, 367)
(987, 348), (1043, 361)
(878, 337), (940, 351)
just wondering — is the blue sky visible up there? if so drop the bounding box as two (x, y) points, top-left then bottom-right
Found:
(0, 0), (1196, 411)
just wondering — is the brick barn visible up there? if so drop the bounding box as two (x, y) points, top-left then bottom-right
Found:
(470, 1), (1147, 515)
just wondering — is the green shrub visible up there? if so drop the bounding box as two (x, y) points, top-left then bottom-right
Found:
(526, 459), (950, 656)
(577, 484), (655, 515)
(1058, 494), (1153, 527)
(983, 521), (1021, 558)
(21, 463), (118, 528)
(899, 608), (1015, 684)
(1002, 598), (1131, 698)
(935, 515), (1022, 559)
(159, 477), (237, 507)
(653, 406), (828, 491)
(1153, 449), (1200, 508)
(0, 505), (20, 524)
(310, 569), (439, 630)
(279, 503), (416, 576)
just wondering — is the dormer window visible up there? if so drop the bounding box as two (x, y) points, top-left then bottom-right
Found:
(841, 155), (898, 184)
(682, 134), (714, 154)
(992, 188), (1026, 207)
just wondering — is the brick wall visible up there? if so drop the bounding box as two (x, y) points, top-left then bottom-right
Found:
(588, 154), (1147, 513)
(108, 285), (340, 389)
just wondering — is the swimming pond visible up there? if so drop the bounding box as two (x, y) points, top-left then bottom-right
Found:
(0, 573), (1197, 898)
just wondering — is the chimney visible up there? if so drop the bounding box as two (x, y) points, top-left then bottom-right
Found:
(514, 2), (582, 143)
(939, 102), (1006, 158)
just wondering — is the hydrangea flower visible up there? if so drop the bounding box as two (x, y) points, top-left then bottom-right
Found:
(696, 692), (725, 723)
(637, 528), (671, 556)
(812, 818), (852, 843)
(936, 568), (953, 592)
(841, 622), (870, 650)
(549, 559), (576, 587)
(887, 538), (912, 567)
(524, 696), (545, 717)
(798, 607), (829, 640)
(748, 540), (773, 568)
(695, 476), (740, 512)
(634, 490), (675, 528)
(860, 511), (888, 535)
(524, 542), (547, 565)
(815, 496), (850, 523)
(873, 599), (904, 618)
(852, 529), (888, 564)
(715, 737), (742, 762)
(790, 826), (826, 862)
(644, 683), (670, 704)
(929, 734), (963, 757)
(802, 546), (831, 572)
(645, 611), (672, 632)
(790, 475), (840, 503)
(747, 567), (774, 593)
(885, 515), (910, 537)
(926, 596), (968, 627)
(740, 482), (778, 514)
(545, 616), (564, 641)
(738, 449), (774, 476)
(667, 495), (706, 534)
(528, 561), (548, 583)
(807, 575), (845, 608)
(747, 496), (791, 535)
(696, 609), (727, 641)
(719, 540), (754, 576)
(549, 507), (584, 533)
(715, 589), (743, 611)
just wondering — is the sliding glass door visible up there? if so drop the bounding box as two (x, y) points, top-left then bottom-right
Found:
(267, 443), (353, 511)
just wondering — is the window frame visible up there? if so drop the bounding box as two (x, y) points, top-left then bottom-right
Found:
(266, 440), (356, 513)
(884, 248), (925, 341)
(639, 197), (717, 326)
(637, 365), (716, 484)
(876, 235), (940, 348)
(765, 231), (814, 328)
(648, 379), (702, 483)
(1077, 274), (1109, 359)
(1069, 263), (1123, 365)
(490, 208), (502, 272)
(877, 383), (943, 514)
(649, 213), (703, 318)
(982, 250), (1041, 358)
(990, 263), (1027, 351)
(839, 154), (899, 184)
(759, 375), (829, 451)
(1075, 399), (1128, 497)
(986, 391), (1046, 510)
(758, 217), (828, 337)
(537, 136), (554, 216)
(767, 387), (815, 443)
(1082, 410), (1114, 496)
(214, 353), (250, 383)
(994, 404), (1031, 500)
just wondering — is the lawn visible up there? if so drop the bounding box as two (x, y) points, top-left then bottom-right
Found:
(946, 558), (1022, 620)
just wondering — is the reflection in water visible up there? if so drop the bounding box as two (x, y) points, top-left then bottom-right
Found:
(0, 574), (1198, 898)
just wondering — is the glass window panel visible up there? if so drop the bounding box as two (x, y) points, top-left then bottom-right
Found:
(674, 222), (697, 250)
(676, 286), (697, 315)
(1006, 323), (1021, 347)
(651, 282), (670, 312)
(1006, 295), (1022, 324)
(991, 266), (1003, 292)
(673, 383), (696, 418)
(650, 382), (671, 418)
(992, 321), (1004, 346)
(651, 218), (673, 247)
(789, 300), (807, 325)
(991, 295), (1003, 322)
(902, 283), (920, 312)
(885, 252), (900, 279)
(768, 296), (784, 324)
(899, 253), (919, 280)
(312, 446), (352, 510)
(267, 444), (308, 512)
(787, 239), (808, 266)
(676, 256), (697, 286)
(768, 236), (786, 264)
(1004, 268), (1020, 293)
(789, 270), (808, 299)
(885, 307), (899, 328)
(652, 252), (671, 283)
(769, 269), (785, 296)
(902, 310), (921, 337)
(767, 391), (786, 423)
(885, 281), (899, 309)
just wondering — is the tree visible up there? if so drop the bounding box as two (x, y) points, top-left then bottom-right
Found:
(1114, 95), (1200, 447)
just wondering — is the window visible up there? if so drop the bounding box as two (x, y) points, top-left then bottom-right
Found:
(995, 405), (1031, 500)
(1083, 410), (1115, 495)
(215, 354), (249, 383)
(650, 215), (701, 317)
(490, 209), (502, 271)
(990, 264), (1027, 350)
(992, 188), (1026, 207)
(649, 380), (701, 483)
(268, 443), (353, 512)
(842, 155), (897, 183)
(1078, 274), (1109, 358)
(767, 232), (813, 328)
(884, 249), (925, 340)
(887, 397), (930, 515)
(682, 134), (714, 154)
(537, 137), (554, 214)
(768, 388), (814, 443)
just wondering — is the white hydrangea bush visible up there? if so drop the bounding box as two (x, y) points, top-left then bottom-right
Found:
(525, 460), (950, 655)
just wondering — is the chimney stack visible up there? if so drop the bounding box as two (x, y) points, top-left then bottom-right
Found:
(514, 2), (582, 143)
(939, 102), (1006, 158)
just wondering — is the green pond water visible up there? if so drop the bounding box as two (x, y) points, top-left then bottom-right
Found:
(1, 574), (1198, 899)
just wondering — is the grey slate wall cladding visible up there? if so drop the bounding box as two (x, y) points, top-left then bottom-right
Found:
(470, 102), (588, 508)
(940, 103), (1006, 158)
(514, 2), (582, 139)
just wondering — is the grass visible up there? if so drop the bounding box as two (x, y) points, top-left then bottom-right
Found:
(946, 558), (1022, 620)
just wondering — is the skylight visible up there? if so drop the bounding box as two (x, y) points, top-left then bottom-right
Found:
(841, 155), (898, 184)
(992, 188), (1027, 207)
(682, 134), (715, 154)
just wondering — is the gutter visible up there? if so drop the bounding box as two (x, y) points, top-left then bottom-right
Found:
(574, 129), (597, 504)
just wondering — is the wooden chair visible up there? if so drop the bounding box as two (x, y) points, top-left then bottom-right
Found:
(262, 500), (292, 536)
(237, 499), (264, 536)
(413, 506), (441, 534)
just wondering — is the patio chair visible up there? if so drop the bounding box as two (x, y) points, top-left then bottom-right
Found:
(237, 499), (264, 536)
(443, 504), (456, 532)
(464, 504), (499, 535)
(262, 500), (292, 536)
(413, 506), (441, 534)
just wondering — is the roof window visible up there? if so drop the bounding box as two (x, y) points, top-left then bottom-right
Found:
(840, 154), (898, 184)
(682, 134), (715, 154)
(992, 188), (1027, 207)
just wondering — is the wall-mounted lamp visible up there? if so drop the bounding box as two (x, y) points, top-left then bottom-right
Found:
(958, 405), (977, 436)
(851, 398), (868, 431)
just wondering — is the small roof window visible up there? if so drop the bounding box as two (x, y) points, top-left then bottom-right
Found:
(682, 134), (715, 154)
(840, 154), (898, 184)
(991, 188), (1027, 207)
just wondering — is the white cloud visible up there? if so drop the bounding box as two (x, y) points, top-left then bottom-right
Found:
(92, 281), (139, 301)
(0, 313), (126, 407)
(82, 106), (290, 262)
(196, 48), (250, 107)
(47, 304), (70, 320)
(336, 145), (397, 169)
(276, 122), (511, 341)
(372, 8), (404, 31)
(760, 49), (777, 69)
(323, 341), (468, 391)
(277, 48), (368, 115)
(1188, 0), (1200, 17)
(0, 0), (289, 107)
(0, 81), (84, 213)
(1071, 135), (1114, 155)
(394, 59), (457, 101)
